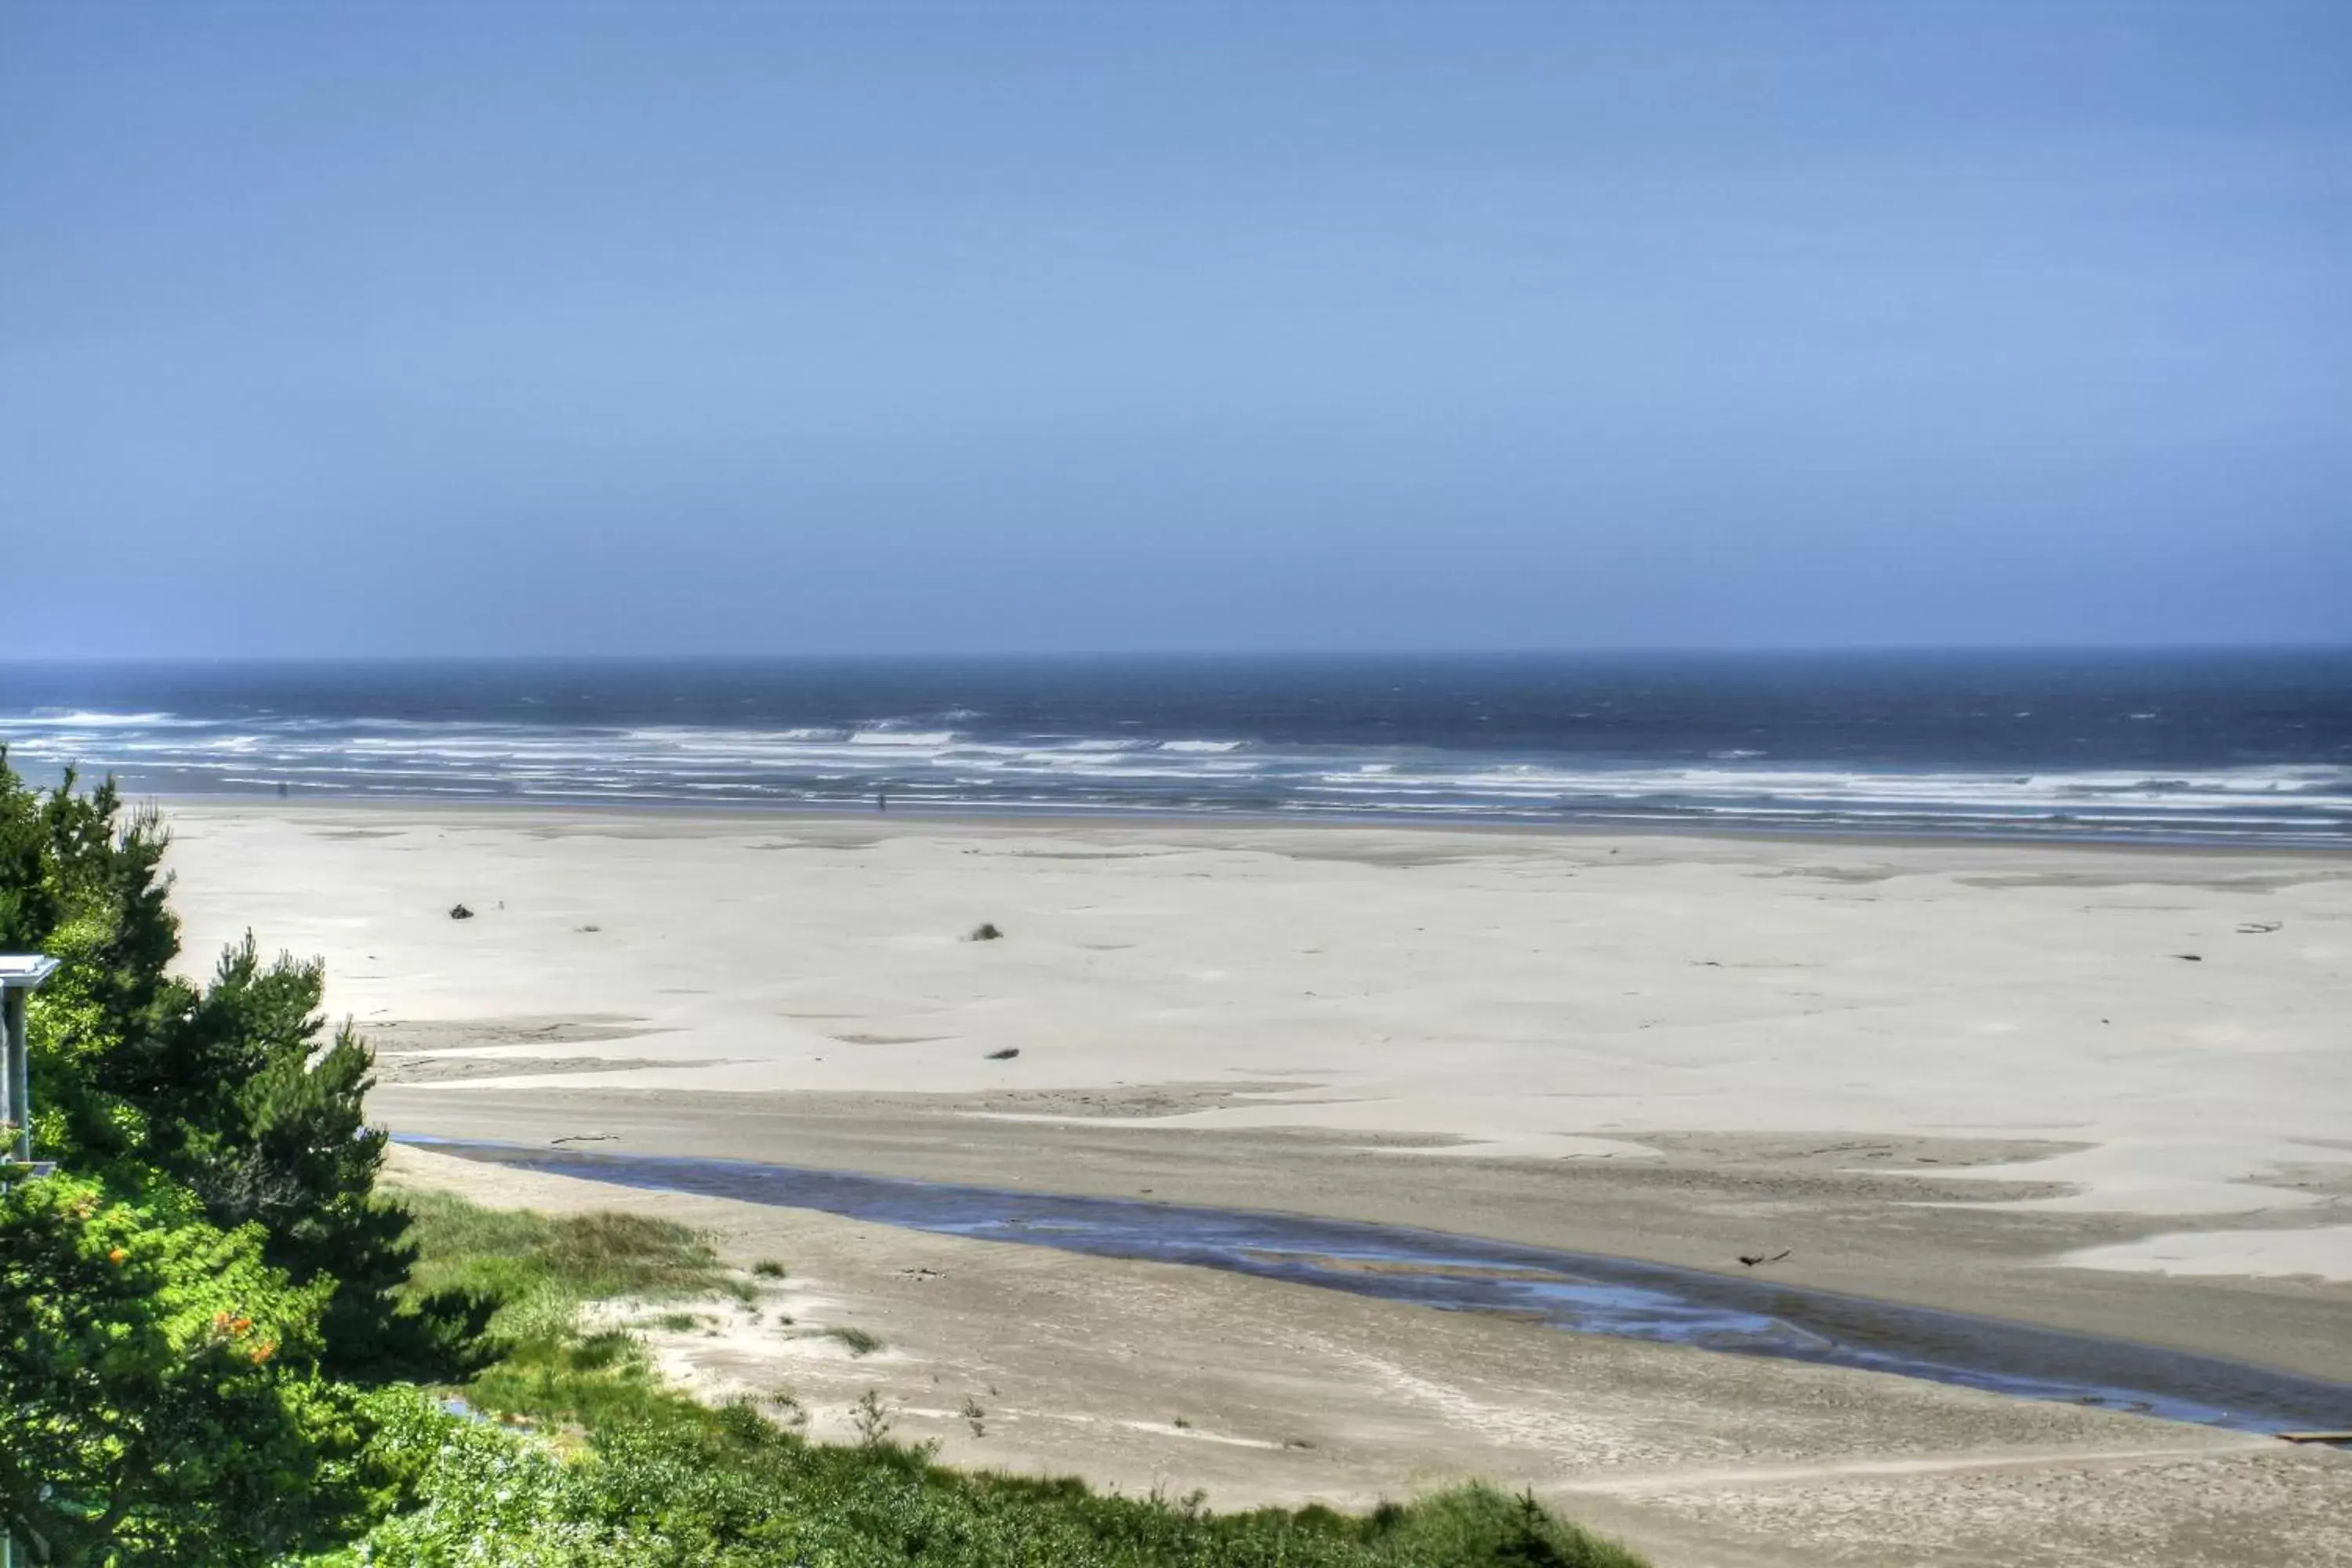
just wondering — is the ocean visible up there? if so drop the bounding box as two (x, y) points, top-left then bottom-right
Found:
(2, 652), (2347, 846)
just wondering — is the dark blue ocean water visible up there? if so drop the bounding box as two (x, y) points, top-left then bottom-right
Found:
(2, 652), (2347, 844)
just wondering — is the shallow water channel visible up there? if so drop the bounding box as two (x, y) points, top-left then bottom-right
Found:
(410, 1137), (2351, 1437)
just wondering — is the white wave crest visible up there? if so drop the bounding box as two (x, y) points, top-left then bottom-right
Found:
(15, 710), (204, 728)
(849, 729), (955, 747)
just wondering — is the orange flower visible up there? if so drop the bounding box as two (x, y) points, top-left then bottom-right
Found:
(249, 1341), (276, 1365)
(107, 1247), (128, 1265)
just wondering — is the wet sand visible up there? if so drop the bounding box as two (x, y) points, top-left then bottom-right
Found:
(157, 802), (2352, 1563)
(386, 1142), (2352, 1568)
(373, 1083), (2352, 1388)
(412, 1134), (2352, 1431)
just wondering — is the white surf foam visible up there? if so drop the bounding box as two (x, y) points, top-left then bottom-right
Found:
(848, 730), (955, 747)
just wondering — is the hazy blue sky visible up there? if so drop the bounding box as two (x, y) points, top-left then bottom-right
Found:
(3, 2), (2347, 655)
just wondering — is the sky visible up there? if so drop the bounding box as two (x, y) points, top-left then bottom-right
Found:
(2, 1), (2347, 656)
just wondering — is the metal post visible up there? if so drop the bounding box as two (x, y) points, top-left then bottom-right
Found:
(0, 987), (15, 1158)
(0, 957), (58, 1168)
(5, 987), (27, 1162)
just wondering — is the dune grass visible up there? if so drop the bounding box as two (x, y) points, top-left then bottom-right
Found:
(823, 1324), (886, 1356)
(397, 1188), (751, 1343)
(354, 1189), (1647, 1567)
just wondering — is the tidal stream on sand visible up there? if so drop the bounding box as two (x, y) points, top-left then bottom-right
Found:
(411, 1137), (2351, 1437)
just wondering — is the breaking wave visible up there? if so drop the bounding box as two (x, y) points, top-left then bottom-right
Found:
(2, 706), (2346, 846)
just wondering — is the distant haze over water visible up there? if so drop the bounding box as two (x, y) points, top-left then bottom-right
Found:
(2, 653), (2347, 846)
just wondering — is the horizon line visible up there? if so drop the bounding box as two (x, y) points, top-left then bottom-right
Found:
(3, 642), (2350, 666)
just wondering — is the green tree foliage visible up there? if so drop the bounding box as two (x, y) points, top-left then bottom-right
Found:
(1, 754), (416, 1372)
(158, 940), (419, 1375)
(0, 771), (179, 1055)
(0, 1174), (361, 1565)
(0, 758), (429, 1559)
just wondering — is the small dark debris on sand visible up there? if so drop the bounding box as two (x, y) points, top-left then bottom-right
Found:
(968, 922), (1004, 942)
(2238, 920), (2282, 935)
(1738, 1249), (1793, 1268)
(550, 1132), (619, 1146)
(448, 903), (475, 920)
(2172, 953), (2202, 961)
(985, 1047), (1021, 1061)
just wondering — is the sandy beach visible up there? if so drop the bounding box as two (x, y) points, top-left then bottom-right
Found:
(162, 800), (2352, 1564)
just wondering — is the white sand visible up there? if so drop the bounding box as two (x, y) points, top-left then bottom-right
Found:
(2058, 1225), (2352, 1283)
(161, 804), (2352, 1273)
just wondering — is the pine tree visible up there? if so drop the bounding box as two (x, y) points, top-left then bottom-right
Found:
(2, 755), (422, 1372)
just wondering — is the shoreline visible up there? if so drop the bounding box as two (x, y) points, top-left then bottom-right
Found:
(136, 788), (2352, 856)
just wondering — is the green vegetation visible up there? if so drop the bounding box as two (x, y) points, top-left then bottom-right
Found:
(2, 760), (408, 1562)
(398, 1189), (747, 1345)
(334, 1186), (1647, 1565)
(823, 1324), (886, 1356)
(2, 758), (1646, 1566)
(320, 1385), (1647, 1567)
(0, 1172), (358, 1565)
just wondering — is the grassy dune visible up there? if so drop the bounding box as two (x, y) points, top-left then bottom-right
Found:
(323, 1190), (1648, 1567)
